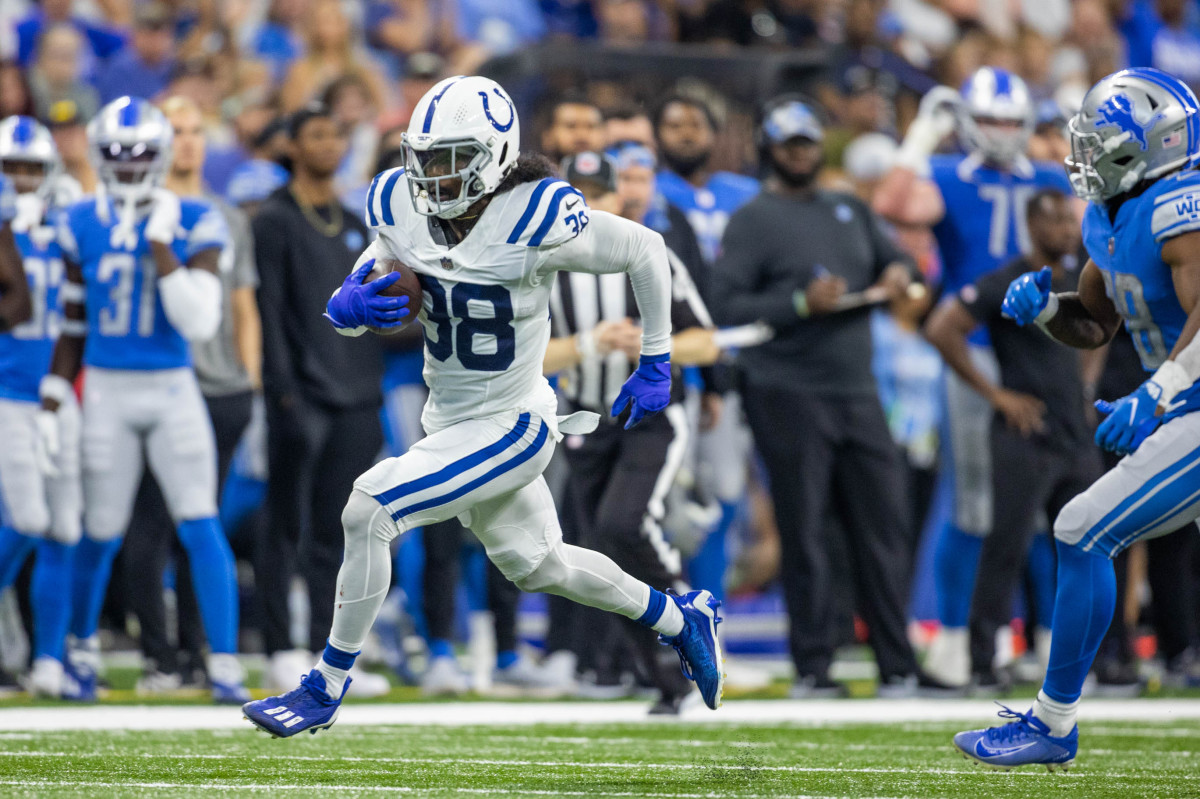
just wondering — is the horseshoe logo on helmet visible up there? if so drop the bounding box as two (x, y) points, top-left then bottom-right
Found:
(480, 89), (515, 132)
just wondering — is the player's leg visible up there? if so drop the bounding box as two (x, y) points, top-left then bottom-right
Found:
(955, 413), (1200, 768)
(0, 398), (51, 589)
(930, 349), (998, 685)
(145, 368), (244, 700)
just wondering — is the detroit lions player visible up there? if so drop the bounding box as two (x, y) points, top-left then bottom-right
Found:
(874, 67), (1072, 686)
(954, 67), (1200, 769)
(38, 97), (247, 703)
(0, 116), (83, 698)
(243, 76), (724, 737)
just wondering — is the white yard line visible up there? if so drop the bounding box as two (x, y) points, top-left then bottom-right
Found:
(3, 698), (1200, 732)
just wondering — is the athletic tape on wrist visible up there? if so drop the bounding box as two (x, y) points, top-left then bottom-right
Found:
(39, 374), (72, 405)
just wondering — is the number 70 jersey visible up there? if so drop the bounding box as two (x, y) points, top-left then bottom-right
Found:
(1083, 169), (1200, 416)
(57, 195), (229, 371)
(365, 169), (591, 433)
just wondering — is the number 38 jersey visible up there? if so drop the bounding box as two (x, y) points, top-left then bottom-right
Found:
(1083, 169), (1200, 416)
(57, 195), (229, 371)
(363, 168), (672, 434)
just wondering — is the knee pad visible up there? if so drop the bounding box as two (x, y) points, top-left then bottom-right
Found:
(5, 499), (49, 537)
(512, 541), (565, 593)
(342, 489), (398, 547)
(1053, 494), (1096, 548)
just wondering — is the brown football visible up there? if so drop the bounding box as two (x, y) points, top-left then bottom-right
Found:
(363, 258), (422, 335)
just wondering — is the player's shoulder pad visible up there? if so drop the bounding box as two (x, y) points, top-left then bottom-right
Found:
(364, 167), (407, 229)
(183, 198), (230, 247)
(1149, 170), (1200, 244)
(504, 177), (587, 248)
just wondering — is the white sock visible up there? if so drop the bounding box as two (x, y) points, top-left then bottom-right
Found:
(316, 658), (350, 698)
(1032, 690), (1079, 737)
(647, 587), (685, 637)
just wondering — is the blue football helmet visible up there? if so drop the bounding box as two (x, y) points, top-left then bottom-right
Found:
(87, 97), (173, 204)
(0, 115), (61, 199)
(1066, 67), (1200, 203)
(957, 67), (1035, 166)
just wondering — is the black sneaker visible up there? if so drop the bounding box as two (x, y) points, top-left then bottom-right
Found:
(648, 690), (697, 715)
(1092, 658), (1141, 696)
(1163, 649), (1200, 689)
(969, 668), (1012, 698)
(790, 674), (848, 699)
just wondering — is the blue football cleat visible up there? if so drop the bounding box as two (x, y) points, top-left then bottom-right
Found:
(659, 589), (724, 710)
(213, 680), (251, 704)
(243, 670), (350, 738)
(61, 658), (97, 702)
(953, 704), (1078, 771)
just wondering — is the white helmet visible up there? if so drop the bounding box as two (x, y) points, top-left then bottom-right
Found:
(88, 96), (173, 205)
(0, 115), (61, 200)
(402, 75), (521, 219)
(957, 67), (1035, 165)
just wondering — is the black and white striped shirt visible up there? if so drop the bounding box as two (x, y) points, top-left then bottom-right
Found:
(550, 249), (711, 416)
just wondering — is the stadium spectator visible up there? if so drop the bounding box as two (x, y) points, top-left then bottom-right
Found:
(711, 97), (933, 698)
(28, 23), (99, 125)
(324, 74), (379, 196)
(246, 0), (308, 84)
(0, 61), (35, 117)
(454, 0), (547, 57)
(40, 98), (94, 193)
(539, 93), (605, 163)
(94, 2), (176, 105)
(279, 0), (386, 113)
(251, 103), (387, 696)
(1120, 0), (1200, 90)
(604, 104), (655, 151)
(13, 0), (125, 79)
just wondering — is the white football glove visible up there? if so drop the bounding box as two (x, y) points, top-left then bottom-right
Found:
(34, 409), (61, 477)
(144, 187), (182, 245)
(897, 85), (962, 170)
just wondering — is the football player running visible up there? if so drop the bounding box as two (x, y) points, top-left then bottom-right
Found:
(955, 67), (1200, 769)
(874, 67), (1072, 688)
(0, 116), (83, 698)
(243, 76), (724, 737)
(41, 97), (248, 703)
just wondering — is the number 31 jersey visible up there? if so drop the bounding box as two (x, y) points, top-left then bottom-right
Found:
(1083, 169), (1200, 416)
(57, 195), (229, 371)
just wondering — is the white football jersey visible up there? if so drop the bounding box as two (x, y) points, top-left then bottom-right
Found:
(360, 168), (673, 435)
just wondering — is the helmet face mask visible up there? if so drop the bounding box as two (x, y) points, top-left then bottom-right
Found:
(402, 76), (521, 220)
(957, 68), (1034, 166)
(1065, 68), (1198, 204)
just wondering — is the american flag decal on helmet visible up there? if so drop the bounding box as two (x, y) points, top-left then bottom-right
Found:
(1163, 131), (1183, 148)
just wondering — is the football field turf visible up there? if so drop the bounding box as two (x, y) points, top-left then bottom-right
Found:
(1, 701), (1197, 798)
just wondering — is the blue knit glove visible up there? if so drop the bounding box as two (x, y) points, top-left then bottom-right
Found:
(324, 259), (410, 330)
(1095, 379), (1164, 455)
(1001, 266), (1053, 327)
(611, 354), (671, 430)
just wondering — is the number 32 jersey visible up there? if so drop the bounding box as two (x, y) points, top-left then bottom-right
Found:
(57, 195), (229, 371)
(1083, 169), (1200, 416)
(362, 168), (672, 434)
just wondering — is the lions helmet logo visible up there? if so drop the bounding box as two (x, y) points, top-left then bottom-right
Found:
(1096, 94), (1165, 151)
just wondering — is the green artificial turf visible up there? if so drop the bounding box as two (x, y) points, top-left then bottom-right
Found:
(0, 718), (1197, 798)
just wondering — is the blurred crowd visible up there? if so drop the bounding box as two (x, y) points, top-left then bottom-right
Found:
(3, 0), (1200, 704)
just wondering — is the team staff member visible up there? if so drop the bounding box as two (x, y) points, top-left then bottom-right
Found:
(252, 103), (385, 691)
(711, 98), (935, 698)
(925, 189), (1103, 691)
(545, 151), (720, 713)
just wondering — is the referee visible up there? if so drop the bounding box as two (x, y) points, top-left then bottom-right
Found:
(711, 97), (933, 698)
(545, 152), (720, 713)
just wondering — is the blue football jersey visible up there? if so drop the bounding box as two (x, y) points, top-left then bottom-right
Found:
(1084, 169), (1200, 416)
(58, 195), (229, 371)
(655, 170), (759, 264)
(0, 216), (65, 402)
(930, 155), (1072, 293)
(0, 174), (14, 223)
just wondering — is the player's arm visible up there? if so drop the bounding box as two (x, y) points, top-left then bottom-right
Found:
(147, 192), (224, 342)
(1039, 260), (1122, 348)
(1147, 230), (1200, 409)
(871, 86), (959, 227)
(40, 256), (86, 412)
(924, 290), (1046, 436)
(0, 221), (31, 331)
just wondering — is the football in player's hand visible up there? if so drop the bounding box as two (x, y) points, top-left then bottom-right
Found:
(364, 258), (422, 335)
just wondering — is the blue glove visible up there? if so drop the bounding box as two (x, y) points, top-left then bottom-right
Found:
(324, 259), (410, 330)
(1002, 266), (1053, 327)
(1094, 379), (1164, 455)
(611, 354), (671, 430)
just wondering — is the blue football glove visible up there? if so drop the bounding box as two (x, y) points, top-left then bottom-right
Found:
(1001, 266), (1053, 327)
(1094, 379), (1164, 455)
(611, 355), (671, 430)
(324, 259), (410, 330)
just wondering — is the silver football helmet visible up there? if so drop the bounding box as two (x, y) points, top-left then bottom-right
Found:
(957, 67), (1035, 166)
(0, 115), (61, 200)
(88, 96), (173, 204)
(1066, 67), (1200, 203)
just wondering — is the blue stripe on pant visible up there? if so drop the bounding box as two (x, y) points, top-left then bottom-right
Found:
(1079, 442), (1200, 557)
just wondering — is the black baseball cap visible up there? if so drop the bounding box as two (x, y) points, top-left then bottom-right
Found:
(561, 151), (617, 194)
